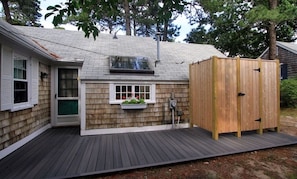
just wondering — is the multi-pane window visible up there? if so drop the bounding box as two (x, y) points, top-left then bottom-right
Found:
(115, 84), (151, 100)
(58, 69), (78, 115)
(109, 84), (156, 104)
(14, 56), (28, 103)
(58, 69), (78, 97)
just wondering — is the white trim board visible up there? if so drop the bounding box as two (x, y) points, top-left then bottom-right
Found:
(0, 124), (51, 160)
(81, 123), (190, 136)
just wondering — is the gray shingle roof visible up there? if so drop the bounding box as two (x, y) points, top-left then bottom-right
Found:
(277, 41), (297, 54)
(260, 41), (297, 58)
(0, 19), (56, 61)
(14, 26), (226, 81)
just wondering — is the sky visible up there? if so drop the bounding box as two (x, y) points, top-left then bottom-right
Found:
(39, 0), (194, 42)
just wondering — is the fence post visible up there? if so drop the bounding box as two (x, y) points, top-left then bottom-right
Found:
(236, 57), (242, 138)
(212, 56), (218, 140)
(276, 60), (280, 132)
(189, 63), (194, 128)
(257, 59), (263, 135)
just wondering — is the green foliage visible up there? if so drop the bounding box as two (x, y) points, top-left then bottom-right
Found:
(247, 0), (297, 24)
(280, 78), (297, 108)
(186, 0), (297, 58)
(122, 98), (145, 104)
(46, 0), (186, 41)
(46, 0), (119, 39)
(1, 0), (42, 26)
(186, 1), (267, 57)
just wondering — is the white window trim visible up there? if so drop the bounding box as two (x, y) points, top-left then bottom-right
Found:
(0, 45), (39, 112)
(11, 54), (34, 111)
(109, 83), (156, 104)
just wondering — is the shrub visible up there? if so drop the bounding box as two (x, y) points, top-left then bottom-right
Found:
(280, 78), (297, 108)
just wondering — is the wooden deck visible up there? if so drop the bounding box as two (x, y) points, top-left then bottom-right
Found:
(1, 127), (297, 179)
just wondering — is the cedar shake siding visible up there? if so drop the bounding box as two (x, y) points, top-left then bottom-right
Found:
(0, 63), (51, 150)
(277, 47), (297, 78)
(85, 83), (189, 129)
(261, 42), (297, 78)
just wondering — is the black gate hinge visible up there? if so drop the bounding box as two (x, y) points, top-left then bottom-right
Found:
(255, 118), (262, 122)
(253, 68), (261, 72)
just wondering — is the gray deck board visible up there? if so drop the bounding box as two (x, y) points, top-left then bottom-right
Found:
(58, 138), (82, 176)
(130, 132), (155, 164)
(45, 133), (79, 177)
(165, 131), (203, 158)
(118, 134), (132, 168)
(112, 135), (122, 169)
(96, 135), (107, 171)
(104, 135), (114, 170)
(128, 133), (148, 165)
(87, 137), (101, 172)
(1, 127), (297, 179)
(142, 132), (166, 163)
(161, 130), (201, 157)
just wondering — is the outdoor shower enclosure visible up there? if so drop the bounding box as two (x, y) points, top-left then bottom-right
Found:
(189, 56), (280, 140)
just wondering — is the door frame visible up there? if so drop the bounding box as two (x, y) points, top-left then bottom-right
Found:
(51, 66), (81, 127)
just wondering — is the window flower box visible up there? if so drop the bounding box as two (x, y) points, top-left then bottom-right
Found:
(120, 103), (147, 110)
(121, 98), (147, 110)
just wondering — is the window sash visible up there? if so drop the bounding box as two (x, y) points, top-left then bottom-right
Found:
(110, 83), (156, 104)
(13, 57), (28, 104)
(14, 81), (28, 103)
(115, 84), (151, 100)
(58, 69), (78, 97)
(14, 60), (27, 79)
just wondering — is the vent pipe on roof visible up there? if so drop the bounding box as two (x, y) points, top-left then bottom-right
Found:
(113, 29), (120, 39)
(155, 32), (161, 67)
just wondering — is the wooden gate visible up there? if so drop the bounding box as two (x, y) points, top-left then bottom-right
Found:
(240, 60), (260, 132)
(189, 56), (280, 140)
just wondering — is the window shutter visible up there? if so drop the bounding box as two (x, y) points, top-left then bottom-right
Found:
(31, 58), (39, 104)
(0, 46), (13, 111)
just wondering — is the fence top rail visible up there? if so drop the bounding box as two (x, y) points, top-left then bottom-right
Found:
(190, 56), (279, 68)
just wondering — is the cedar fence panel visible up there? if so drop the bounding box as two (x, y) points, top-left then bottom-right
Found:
(190, 60), (213, 132)
(216, 58), (238, 133)
(261, 60), (280, 129)
(189, 56), (280, 140)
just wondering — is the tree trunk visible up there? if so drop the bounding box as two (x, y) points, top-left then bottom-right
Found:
(124, 0), (131, 36)
(1, 0), (12, 24)
(163, 20), (168, 41)
(268, 22), (277, 60)
(268, 0), (278, 60)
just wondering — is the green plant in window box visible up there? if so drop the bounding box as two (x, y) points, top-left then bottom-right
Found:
(121, 98), (147, 109)
(122, 98), (145, 104)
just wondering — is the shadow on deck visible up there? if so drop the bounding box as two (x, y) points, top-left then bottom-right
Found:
(1, 127), (297, 179)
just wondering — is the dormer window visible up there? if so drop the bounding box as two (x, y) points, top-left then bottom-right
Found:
(110, 56), (154, 74)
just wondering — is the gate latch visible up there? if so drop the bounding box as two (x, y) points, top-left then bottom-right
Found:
(253, 68), (261, 72)
(255, 118), (262, 122)
(238, 92), (245, 96)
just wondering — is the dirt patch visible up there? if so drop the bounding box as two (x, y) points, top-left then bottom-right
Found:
(280, 116), (297, 136)
(93, 114), (297, 179)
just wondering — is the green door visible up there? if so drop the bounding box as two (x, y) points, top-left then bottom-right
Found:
(55, 68), (79, 126)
